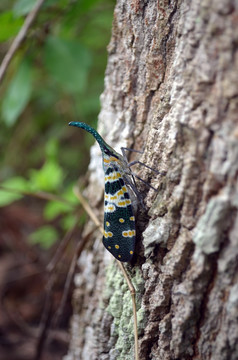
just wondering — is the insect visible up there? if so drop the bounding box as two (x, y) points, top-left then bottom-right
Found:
(69, 121), (142, 262)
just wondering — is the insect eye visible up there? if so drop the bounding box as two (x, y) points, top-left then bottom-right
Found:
(104, 148), (110, 155)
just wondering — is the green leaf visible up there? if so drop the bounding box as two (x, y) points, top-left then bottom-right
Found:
(44, 36), (92, 95)
(64, 0), (102, 19)
(0, 11), (24, 41)
(13, 0), (68, 16)
(0, 189), (22, 206)
(44, 0), (69, 7)
(2, 59), (33, 126)
(2, 176), (29, 191)
(62, 185), (79, 205)
(29, 160), (63, 192)
(62, 213), (77, 231)
(29, 225), (58, 249)
(13, 0), (36, 16)
(0, 176), (29, 207)
(45, 138), (59, 160)
(80, 11), (113, 50)
(44, 200), (72, 221)
(43, 184), (78, 220)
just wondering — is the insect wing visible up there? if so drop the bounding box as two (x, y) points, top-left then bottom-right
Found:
(102, 167), (135, 262)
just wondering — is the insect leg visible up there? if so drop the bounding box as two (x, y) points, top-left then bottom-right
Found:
(121, 147), (143, 160)
(128, 160), (166, 176)
(131, 173), (159, 191)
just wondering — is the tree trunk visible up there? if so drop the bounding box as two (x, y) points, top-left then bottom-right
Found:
(65, 0), (238, 359)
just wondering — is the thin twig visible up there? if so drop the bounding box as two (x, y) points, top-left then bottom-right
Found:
(35, 273), (54, 360)
(116, 260), (139, 360)
(0, 0), (46, 84)
(73, 186), (139, 360)
(73, 186), (102, 230)
(51, 231), (93, 327)
(47, 222), (80, 273)
(0, 185), (74, 206)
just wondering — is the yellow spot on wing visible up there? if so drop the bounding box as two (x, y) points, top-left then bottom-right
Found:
(104, 230), (113, 238)
(115, 245), (119, 249)
(109, 156), (119, 162)
(119, 218), (125, 223)
(110, 195), (118, 200)
(105, 175), (113, 182)
(130, 216), (135, 221)
(122, 230), (135, 237)
(118, 201), (126, 207)
(105, 204), (116, 212)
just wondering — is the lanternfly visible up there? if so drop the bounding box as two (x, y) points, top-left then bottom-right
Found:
(69, 121), (149, 262)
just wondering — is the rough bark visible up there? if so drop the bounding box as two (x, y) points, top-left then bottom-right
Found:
(65, 0), (238, 359)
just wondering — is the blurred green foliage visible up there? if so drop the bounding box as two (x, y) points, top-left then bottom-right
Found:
(0, 0), (115, 248)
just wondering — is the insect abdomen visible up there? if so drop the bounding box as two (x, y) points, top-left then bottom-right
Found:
(102, 167), (135, 262)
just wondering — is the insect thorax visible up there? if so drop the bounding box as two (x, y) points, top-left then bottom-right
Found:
(103, 153), (138, 214)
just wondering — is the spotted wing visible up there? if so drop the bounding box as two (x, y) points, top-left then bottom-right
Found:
(102, 166), (136, 262)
